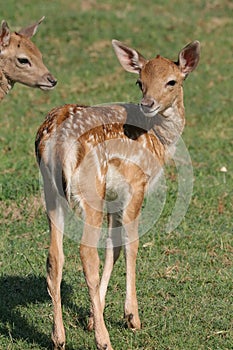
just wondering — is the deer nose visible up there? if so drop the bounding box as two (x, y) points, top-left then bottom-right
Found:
(141, 97), (155, 109)
(140, 97), (155, 115)
(47, 73), (57, 87)
(140, 97), (160, 117)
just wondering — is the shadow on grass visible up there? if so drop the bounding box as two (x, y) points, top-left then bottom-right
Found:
(0, 275), (89, 350)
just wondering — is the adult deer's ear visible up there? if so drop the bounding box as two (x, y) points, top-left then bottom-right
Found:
(178, 41), (200, 78)
(18, 16), (45, 38)
(0, 21), (11, 48)
(112, 39), (147, 74)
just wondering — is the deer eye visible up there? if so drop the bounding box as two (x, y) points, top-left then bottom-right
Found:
(17, 57), (31, 66)
(136, 79), (143, 91)
(167, 80), (176, 86)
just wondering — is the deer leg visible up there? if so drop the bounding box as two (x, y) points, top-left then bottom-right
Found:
(88, 211), (123, 331)
(46, 206), (65, 350)
(124, 232), (141, 330)
(41, 163), (66, 350)
(123, 193), (143, 330)
(80, 207), (114, 350)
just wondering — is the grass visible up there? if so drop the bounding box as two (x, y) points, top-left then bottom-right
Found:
(0, 0), (232, 349)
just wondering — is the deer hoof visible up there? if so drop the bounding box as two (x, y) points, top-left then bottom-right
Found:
(125, 313), (141, 330)
(53, 344), (65, 350)
(52, 337), (65, 350)
(87, 315), (94, 331)
(97, 344), (113, 350)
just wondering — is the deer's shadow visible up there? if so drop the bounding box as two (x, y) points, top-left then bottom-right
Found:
(0, 274), (89, 350)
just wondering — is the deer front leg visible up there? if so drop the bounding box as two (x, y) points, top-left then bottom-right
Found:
(46, 214), (65, 350)
(123, 195), (142, 330)
(124, 236), (141, 330)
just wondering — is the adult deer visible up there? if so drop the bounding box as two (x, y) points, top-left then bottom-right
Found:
(36, 39), (200, 349)
(0, 17), (57, 101)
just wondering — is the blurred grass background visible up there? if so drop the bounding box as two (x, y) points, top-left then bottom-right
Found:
(0, 1), (232, 349)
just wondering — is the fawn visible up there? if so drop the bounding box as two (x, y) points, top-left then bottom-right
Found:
(0, 17), (56, 101)
(36, 39), (200, 349)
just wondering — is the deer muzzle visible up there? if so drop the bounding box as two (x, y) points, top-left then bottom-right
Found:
(38, 72), (57, 90)
(140, 97), (160, 117)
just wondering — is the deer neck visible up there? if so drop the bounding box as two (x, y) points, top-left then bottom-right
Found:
(152, 93), (185, 147)
(0, 66), (14, 101)
(119, 101), (184, 146)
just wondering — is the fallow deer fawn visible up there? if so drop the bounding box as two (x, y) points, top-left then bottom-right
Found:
(36, 39), (200, 350)
(0, 17), (57, 101)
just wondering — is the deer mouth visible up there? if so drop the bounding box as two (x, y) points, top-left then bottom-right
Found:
(38, 82), (57, 90)
(140, 104), (160, 118)
(38, 74), (57, 90)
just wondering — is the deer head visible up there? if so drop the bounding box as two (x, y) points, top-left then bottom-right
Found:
(0, 17), (57, 99)
(112, 40), (200, 118)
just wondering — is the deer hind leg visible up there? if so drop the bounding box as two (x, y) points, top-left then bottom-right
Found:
(47, 209), (65, 350)
(88, 210), (123, 331)
(42, 168), (66, 350)
(80, 204), (114, 350)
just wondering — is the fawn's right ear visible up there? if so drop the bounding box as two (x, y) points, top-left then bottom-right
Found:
(112, 39), (147, 74)
(0, 21), (11, 49)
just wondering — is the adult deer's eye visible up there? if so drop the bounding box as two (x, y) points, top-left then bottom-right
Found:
(17, 57), (31, 65)
(167, 80), (176, 86)
(136, 79), (143, 90)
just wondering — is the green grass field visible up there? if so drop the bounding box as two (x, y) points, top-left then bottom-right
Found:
(0, 1), (232, 349)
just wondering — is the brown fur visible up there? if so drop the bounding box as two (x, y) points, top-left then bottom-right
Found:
(36, 40), (200, 350)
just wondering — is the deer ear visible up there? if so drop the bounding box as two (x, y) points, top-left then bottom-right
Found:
(112, 39), (147, 74)
(0, 21), (11, 48)
(178, 40), (200, 77)
(18, 16), (45, 38)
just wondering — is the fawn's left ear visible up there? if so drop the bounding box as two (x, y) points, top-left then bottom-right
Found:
(178, 40), (200, 78)
(18, 16), (45, 38)
(112, 39), (147, 74)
